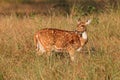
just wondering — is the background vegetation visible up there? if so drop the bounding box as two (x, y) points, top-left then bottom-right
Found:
(0, 0), (120, 16)
(0, 0), (120, 80)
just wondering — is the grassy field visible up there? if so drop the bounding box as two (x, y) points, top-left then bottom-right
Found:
(0, 10), (120, 80)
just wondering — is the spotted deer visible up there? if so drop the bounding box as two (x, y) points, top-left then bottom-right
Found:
(34, 19), (91, 61)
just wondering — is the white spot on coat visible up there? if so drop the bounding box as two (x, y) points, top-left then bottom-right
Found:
(77, 47), (82, 52)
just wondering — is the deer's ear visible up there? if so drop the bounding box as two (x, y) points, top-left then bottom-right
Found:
(77, 18), (81, 24)
(85, 19), (92, 25)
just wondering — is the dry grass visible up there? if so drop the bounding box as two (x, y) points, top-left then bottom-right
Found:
(0, 11), (120, 80)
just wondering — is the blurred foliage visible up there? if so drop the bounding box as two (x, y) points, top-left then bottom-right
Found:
(71, 0), (120, 16)
(2, 0), (32, 3)
(0, 0), (120, 16)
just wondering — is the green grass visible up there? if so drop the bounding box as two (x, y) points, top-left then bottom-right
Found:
(0, 11), (120, 80)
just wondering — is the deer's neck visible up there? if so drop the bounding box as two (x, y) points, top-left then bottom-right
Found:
(76, 31), (88, 51)
(78, 31), (88, 47)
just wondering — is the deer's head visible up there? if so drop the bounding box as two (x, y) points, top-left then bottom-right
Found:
(76, 19), (91, 33)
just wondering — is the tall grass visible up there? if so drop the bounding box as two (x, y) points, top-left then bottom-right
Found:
(0, 11), (120, 80)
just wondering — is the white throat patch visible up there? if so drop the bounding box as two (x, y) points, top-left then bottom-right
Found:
(82, 31), (87, 39)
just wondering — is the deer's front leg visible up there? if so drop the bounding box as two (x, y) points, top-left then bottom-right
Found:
(67, 46), (75, 61)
